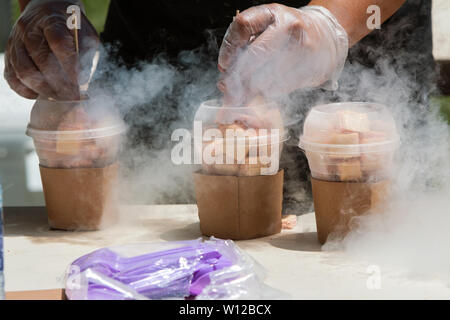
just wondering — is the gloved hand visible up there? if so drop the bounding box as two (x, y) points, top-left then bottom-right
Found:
(218, 4), (349, 105)
(4, 0), (99, 100)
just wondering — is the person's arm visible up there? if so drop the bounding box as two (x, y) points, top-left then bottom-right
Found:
(309, 0), (406, 46)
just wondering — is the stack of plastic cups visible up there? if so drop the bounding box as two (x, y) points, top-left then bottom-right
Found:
(193, 99), (288, 240)
(299, 102), (399, 244)
(26, 98), (127, 231)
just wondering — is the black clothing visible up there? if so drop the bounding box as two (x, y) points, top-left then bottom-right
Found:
(102, 0), (433, 72)
(102, 0), (308, 66)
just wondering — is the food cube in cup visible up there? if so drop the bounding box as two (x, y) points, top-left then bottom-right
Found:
(196, 99), (287, 177)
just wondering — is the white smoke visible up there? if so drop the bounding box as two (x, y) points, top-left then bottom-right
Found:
(88, 40), (221, 204)
(85, 4), (450, 283)
(320, 28), (450, 281)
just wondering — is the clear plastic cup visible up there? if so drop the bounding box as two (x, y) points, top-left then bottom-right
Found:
(27, 98), (126, 169)
(194, 99), (288, 176)
(26, 98), (127, 230)
(193, 99), (286, 240)
(298, 102), (399, 243)
(299, 102), (399, 182)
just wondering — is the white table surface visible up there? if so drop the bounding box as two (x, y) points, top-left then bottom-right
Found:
(4, 205), (450, 299)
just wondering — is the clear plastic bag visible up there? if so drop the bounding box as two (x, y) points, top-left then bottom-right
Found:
(65, 237), (282, 300)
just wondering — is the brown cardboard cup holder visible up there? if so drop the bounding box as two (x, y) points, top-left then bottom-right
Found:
(311, 177), (390, 244)
(193, 170), (284, 240)
(39, 162), (119, 231)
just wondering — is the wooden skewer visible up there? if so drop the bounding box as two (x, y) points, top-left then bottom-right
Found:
(233, 10), (240, 21)
(72, 10), (87, 99)
(73, 9), (79, 55)
(71, 9), (84, 99)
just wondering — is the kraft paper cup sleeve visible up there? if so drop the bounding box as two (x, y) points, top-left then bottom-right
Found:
(311, 178), (390, 244)
(40, 163), (119, 231)
(238, 171), (283, 238)
(194, 173), (240, 239)
(193, 170), (283, 240)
